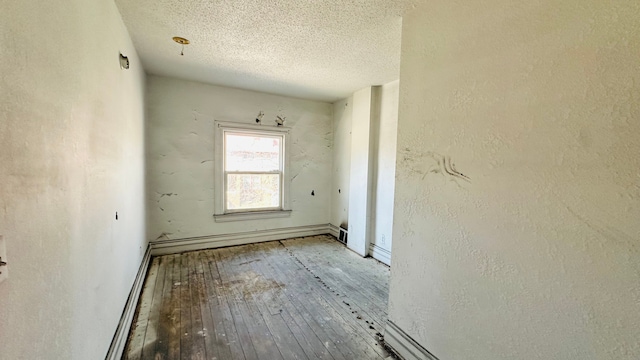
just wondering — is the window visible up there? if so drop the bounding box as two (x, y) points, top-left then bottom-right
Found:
(214, 121), (291, 221)
(225, 132), (282, 211)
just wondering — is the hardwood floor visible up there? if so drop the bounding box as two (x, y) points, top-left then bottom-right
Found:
(123, 235), (393, 360)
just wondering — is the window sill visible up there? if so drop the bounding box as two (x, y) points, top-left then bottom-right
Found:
(213, 210), (292, 222)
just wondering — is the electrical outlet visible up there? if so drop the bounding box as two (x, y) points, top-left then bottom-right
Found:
(0, 235), (8, 283)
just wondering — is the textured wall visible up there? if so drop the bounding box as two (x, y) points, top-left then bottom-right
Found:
(389, 0), (640, 359)
(146, 76), (332, 241)
(0, 0), (147, 358)
(331, 97), (353, 229)
(370, 80), (400, 260)
(331, 82), (399, 263)
(347, 87), (376, 256)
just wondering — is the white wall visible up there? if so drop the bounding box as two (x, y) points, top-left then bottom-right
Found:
(389, 1), (640, 359)
(330, 97), (353, 229)
(146, 76), (332, 241)
(0, 0), (147, 359)
(347, 87), (377, 256)
(369, 80), (399, 263)
(331, 83), (400, 264)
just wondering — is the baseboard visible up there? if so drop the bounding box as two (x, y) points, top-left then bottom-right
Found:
(105, 244), (152, 360)
(328, 223), (340, 238)
(384, 320), (440, 360)
(150, 223), (331, 256)
(369, 243), (391, 266)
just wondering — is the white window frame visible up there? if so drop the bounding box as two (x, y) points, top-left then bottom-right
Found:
(214, 121), (292, 222)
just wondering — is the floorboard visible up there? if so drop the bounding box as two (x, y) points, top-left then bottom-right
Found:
(123, 235), (392, 360)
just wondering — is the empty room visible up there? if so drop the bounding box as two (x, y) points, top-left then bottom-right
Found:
(1, 0), (638, 359)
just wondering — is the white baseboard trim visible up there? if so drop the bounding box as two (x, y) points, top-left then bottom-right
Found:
(150, 223), (331, 256)
(369, 243), (391, 266)
(384, 320), (440, 360)
(328, 223), (340, 238)
(105, 245), (152, 360)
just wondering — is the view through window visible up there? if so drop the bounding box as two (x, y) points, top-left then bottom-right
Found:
(224, 131), (283, 211)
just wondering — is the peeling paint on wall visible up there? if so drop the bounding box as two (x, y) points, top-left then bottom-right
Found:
(145, 76), (333, 241)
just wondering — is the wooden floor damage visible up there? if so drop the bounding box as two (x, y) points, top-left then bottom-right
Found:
(123, 235), (392, 360)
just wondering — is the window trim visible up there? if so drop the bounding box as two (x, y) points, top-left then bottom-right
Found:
(213, 120), (291, 222)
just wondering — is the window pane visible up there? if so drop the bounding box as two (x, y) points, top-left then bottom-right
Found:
(225, 133), (281, 172)
(226, 173), (280, 210)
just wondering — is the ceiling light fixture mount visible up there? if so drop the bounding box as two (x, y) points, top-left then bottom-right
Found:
(172, 36), (190, 56)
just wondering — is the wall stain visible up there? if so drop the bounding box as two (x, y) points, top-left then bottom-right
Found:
(442, 156), (470, 182)
(156, 192), (178, 203)
(400, 148), (471, 184)
(155, 232), (173, 241)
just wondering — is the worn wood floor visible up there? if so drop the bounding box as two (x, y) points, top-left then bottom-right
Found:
(123, 235), (392, 360)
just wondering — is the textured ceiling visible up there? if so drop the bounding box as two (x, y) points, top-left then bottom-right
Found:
(115, 0), (421, 102)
